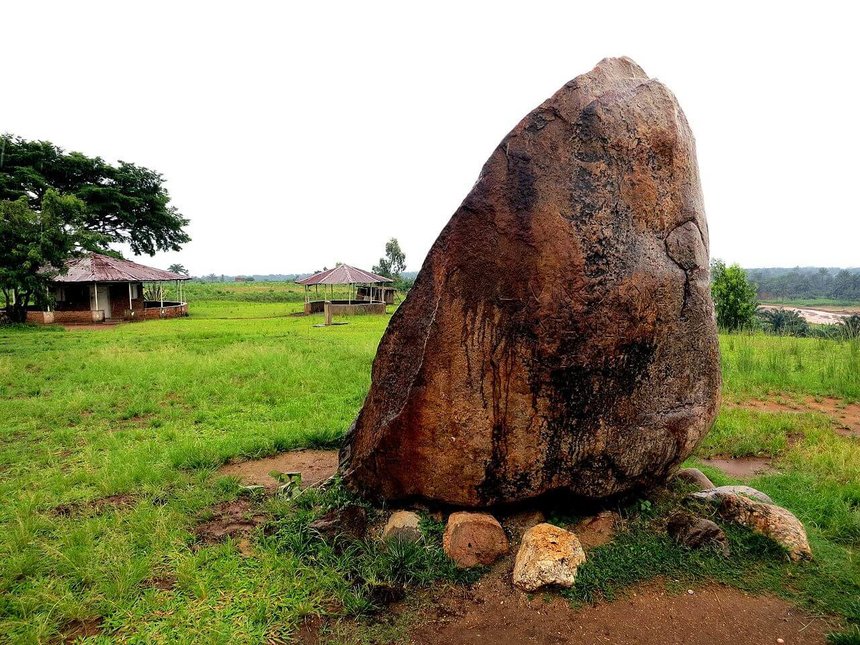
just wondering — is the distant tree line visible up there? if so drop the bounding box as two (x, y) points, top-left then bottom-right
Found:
(711, 260), (860, 339)
(748, 267), (860, 301)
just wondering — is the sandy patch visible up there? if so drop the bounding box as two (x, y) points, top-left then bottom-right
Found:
(218, 449), (339, 491)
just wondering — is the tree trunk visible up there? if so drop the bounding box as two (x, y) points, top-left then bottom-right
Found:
(5, 303), (27, 323)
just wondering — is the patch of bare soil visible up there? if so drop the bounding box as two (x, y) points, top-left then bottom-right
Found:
(730, 396), (860, 439)
(58, 617), (103, 643)
(218, 449), (339, 491)
(700, 457), (776, 479)
(406, 575), (837, 645)
(194, 499), (265, 548)
(53, 494), (136, 517)
(142, 575), (176, 591)
(573, 511), (620, 550)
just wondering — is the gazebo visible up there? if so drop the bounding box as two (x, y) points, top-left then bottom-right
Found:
(27, 253), (190, 324)
(296, 264), (394, 316)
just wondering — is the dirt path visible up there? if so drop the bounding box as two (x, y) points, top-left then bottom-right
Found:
(217, 449), (339, 491)
(407, 575), (836, 645)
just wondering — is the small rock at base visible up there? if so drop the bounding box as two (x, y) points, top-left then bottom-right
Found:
(309, 504), (368, 542)
(443, 512), (509, 568)
(574, 510), (620, 549)
(674, 468), (715, 491)
(513, 523), (586, 592)
(667, 511), (729, 556)
(382, 510), (422, 542)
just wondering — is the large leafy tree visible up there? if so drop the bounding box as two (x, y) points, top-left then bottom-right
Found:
(0, 134), (189, 255)
(711, 260), (759, 331)
(372, 238), (406, 279)
(0, 191), (104, 322)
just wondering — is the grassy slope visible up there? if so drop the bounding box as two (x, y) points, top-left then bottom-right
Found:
(0, 295), (858, 642)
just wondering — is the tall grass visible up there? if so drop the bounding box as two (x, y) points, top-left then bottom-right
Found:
(720, 332), (860, 401)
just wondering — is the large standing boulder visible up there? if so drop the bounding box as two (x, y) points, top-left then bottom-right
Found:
(340, 57), (721, 507)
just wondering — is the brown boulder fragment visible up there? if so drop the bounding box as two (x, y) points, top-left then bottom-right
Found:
(309, 505), (368, 542)
(442, 512), (509, 568)
(341, 56), (721, 507)
(674, 468), (715, 491)
(666, 511), (729, 556)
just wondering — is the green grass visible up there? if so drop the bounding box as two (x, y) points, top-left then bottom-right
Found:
(721, 332), (860, 401)
(0, 298), (858, 642)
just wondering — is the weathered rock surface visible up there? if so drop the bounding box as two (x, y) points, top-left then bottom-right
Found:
(340, 56), (721, 507)
(382, 510), (422, 542)
(513, 523), (586, 591)
(442, 512), (509, 568)
(674, 467), (715, 491)
(693, 485), (774, 505)
(666, 511), (729, 556)
(693, 491), (811, 561)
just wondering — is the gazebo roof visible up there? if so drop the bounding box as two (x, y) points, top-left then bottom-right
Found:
(296, 264), (393, 286)
(53, 253), (190, 283)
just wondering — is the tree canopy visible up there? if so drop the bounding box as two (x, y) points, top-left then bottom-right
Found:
(0, 191), (103, 322)
(711, 260), (758, 331)
(0, 134), (189, 255)
(372, 238), (406, 279)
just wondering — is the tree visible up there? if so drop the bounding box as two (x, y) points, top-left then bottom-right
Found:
(0, 191), (102, 322)
(711, 260), (758, 331)
(838, 314), (860, 339)
(372, 238), (406, 279)
(0, 134), (189, 255)
(168, 263), (189, 276)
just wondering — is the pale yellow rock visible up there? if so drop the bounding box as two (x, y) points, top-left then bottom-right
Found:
(513, 523), (586, 592)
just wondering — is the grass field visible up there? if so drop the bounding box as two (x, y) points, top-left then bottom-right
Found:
(0, 290), (858, 643)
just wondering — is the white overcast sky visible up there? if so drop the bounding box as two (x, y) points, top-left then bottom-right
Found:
(4, 1), (858, 275)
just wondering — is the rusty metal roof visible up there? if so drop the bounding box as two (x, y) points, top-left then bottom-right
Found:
(53, 253), (191, 283)
(296, 264), (393, 286)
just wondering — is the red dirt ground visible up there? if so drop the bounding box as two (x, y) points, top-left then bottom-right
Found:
(406, 576), (837, 645)
(217, 449), (339, 491)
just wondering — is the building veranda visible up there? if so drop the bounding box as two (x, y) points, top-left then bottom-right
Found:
(296, 264), (394, 317)
(27, 253), (190, 324)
